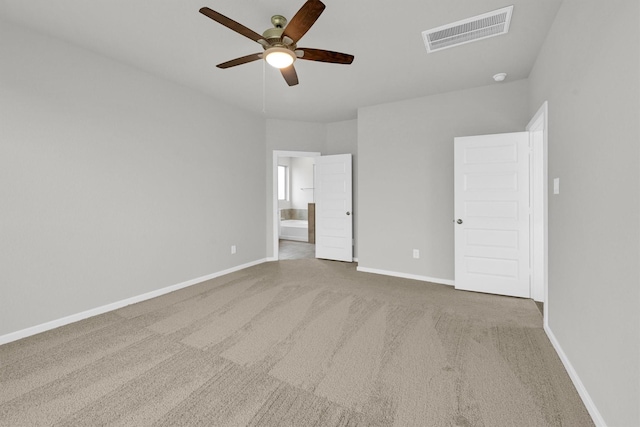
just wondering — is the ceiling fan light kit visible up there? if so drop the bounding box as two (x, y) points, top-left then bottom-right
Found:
(199, 0), (354, 86)
(264, 47), (296, 69)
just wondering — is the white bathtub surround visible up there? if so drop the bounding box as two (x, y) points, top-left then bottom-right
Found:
(279, 219), (309, 242)
(279, 208), (309, 242)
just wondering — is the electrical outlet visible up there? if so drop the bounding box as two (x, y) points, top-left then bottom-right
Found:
(413, 249), (420, 259)
(231, 245), (237, 254)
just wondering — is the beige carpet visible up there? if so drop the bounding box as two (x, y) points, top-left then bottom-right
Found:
(0, 259), (593, 426)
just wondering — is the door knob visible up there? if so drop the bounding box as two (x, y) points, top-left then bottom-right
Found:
(457, 219), (463, 224)
(346, 212), (351, 215)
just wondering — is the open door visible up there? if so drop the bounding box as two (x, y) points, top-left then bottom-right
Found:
(454, 132), (530, 298)
(315, 154), (353, 262)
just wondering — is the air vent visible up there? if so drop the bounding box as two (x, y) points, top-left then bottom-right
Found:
(422, 5), (513, 53)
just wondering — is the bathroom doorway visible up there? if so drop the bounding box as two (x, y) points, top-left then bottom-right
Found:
(272, 150), (320, 260)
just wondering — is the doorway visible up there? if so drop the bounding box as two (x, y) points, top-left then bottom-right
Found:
(272, 150), (320, 260)
(272, 151), (354, 262)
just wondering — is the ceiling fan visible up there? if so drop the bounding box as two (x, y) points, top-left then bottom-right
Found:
(199, 0), (354, 86)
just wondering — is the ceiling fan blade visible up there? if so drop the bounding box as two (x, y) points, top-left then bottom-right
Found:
(199, 7), (265, 44)
(282, 0), (325, 44)
(280, 65), (299, 86)
(297, 48), (354, 64)
(217, 53), (263, 69)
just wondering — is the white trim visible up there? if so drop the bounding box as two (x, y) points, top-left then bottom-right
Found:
(526, 101), (549, 313)
(0, 258), (268, 346)
(544, 323), (607, 426)
(356, 266), (455, 286)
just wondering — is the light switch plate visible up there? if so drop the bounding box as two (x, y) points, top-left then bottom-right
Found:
(553, 178), (560, 194)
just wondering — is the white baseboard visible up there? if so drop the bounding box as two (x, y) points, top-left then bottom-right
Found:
(544, 322), (606, 426)
(0, 258), (268, 346)
(356, 266), (455, 287)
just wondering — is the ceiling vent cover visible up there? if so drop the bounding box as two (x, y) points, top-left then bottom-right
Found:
(422, 5), (513, 53)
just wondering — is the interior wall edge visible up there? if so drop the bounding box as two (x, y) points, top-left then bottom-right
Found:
(544, 322), (607, 427)
(0, 258), (269, 346)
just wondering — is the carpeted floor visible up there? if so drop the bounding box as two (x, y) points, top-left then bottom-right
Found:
(0, 259), (593, 426)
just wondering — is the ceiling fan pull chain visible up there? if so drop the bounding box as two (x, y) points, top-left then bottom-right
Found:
(262, 60), (266, 114)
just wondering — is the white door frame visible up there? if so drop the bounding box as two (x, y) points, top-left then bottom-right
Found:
(526, 102), (549, 315)
(272, 150), (321, 260)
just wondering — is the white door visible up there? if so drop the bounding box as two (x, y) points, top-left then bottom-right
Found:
(315, 154), (353, 262)
(454, 132), (530, 298)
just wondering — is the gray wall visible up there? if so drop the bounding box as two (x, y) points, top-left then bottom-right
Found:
(357, 80), (530, 281)
(528, 0), (639, 425)
(0, 21), (266, 337)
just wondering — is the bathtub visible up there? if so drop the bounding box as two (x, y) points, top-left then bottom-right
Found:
(279, 219), (309, 242)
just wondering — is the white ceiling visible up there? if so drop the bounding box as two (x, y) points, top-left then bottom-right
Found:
(0, 0), (562, 123)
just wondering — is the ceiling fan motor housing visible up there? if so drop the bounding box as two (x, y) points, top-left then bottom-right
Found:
(262, 17), (296, 51)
